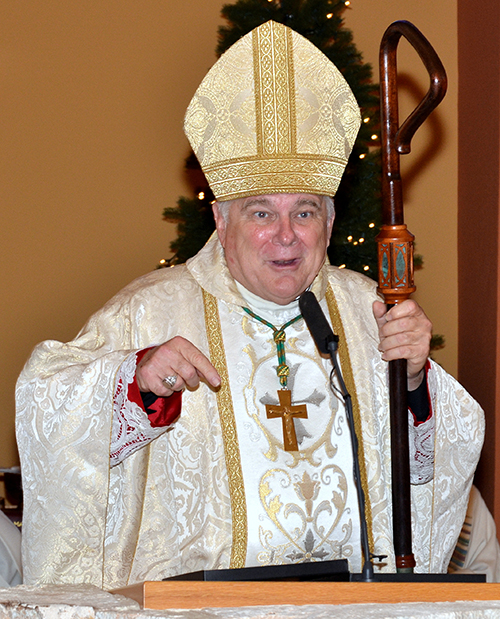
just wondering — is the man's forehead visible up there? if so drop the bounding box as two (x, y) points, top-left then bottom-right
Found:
(239, 194), (323, 209)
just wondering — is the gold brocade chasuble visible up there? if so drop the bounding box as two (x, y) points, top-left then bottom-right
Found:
(16, 233), (485, 588)
(202, 282), (367, 572)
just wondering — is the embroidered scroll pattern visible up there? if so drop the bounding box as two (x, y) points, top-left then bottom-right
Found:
(257, 466), (353, 565)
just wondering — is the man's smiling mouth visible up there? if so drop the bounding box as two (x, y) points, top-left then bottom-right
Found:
(271, 259), (299, 266)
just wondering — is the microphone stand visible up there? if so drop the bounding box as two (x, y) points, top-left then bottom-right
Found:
(326, 337), (375, 582)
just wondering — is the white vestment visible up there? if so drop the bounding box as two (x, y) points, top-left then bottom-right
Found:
(0, 511), (22, 587)
(16, 235), (484, 589)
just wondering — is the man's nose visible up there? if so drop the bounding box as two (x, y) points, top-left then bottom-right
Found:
(273, 217), (298, 245)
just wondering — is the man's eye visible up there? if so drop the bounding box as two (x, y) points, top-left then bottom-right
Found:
(255, 211), (268, 218)
(297, 211), (311, 218)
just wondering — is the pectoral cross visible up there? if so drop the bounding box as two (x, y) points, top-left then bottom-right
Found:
(266, 389), (308, 451)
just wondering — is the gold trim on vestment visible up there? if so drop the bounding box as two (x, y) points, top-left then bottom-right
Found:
(202, 290), (248, 568)
(325, 284), (374, 554)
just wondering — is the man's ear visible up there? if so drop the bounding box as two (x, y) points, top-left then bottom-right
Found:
(326, 213), (335, 242)
(322, 209), (335, 251)
(212, 202), (227, 248)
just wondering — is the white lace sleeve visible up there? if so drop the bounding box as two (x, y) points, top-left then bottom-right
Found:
(408, 409), (435, 485)
(110, 351), (170, 467)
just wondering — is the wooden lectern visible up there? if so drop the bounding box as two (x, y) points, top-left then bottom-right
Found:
(114, 580), (500, 610)
(113, 563), (496, 610)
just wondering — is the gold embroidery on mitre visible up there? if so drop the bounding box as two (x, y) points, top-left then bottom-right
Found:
(325, 284), (374, 554)
(184, 20), (361, 201)
(203, 155), (348, 202)
(202, 289), (248, 568)
(253, 20), (296, 157)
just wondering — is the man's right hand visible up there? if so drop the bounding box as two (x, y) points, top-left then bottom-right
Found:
(135, 336), (221, 396)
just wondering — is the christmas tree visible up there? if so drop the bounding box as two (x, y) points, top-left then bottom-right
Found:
(162, 0), (382, 277)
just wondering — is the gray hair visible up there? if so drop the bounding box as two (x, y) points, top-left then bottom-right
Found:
(216, 195), (335, 223)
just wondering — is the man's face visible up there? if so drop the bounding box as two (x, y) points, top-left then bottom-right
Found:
(213, 193), (334, 305)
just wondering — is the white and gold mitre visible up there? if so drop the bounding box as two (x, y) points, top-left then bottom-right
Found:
(184, 20), (361, 201)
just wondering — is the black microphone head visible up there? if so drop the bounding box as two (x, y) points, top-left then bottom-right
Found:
(299, 291), (338, 355)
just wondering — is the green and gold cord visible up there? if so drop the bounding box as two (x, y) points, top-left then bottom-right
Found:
(242, 307), (302, 388)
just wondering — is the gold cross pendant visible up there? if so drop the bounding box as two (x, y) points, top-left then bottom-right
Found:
(266, 389), (308, 451)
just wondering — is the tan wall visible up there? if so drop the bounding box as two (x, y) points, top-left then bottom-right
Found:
(1, 1), (458, 467)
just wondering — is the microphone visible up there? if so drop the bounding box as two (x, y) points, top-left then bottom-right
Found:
(298, 291), (339, 355)
(298, 290), (375, 582)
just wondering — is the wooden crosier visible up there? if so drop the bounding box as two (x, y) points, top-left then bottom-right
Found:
(377, 20), (447, 571)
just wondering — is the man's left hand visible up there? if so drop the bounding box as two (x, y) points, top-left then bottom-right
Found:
(372, 299), (432, 391)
